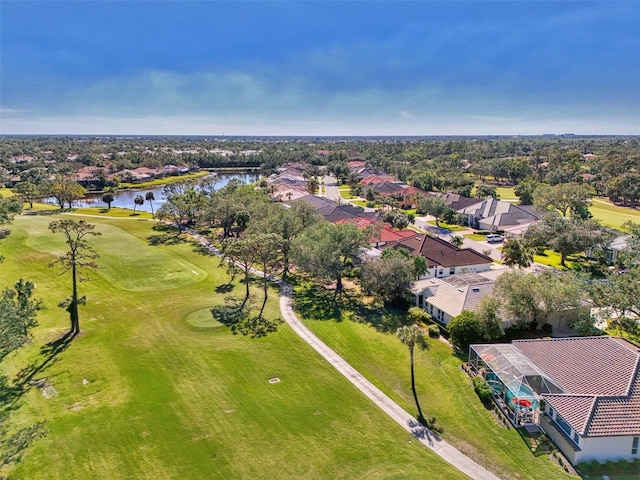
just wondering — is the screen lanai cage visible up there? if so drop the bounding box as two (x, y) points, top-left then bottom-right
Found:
(469, 344), (564, 427)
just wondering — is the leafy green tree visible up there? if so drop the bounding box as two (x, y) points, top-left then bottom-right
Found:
(46, 175), (86, 209)
(0, 196), (22, 229)
(533, 182), (592, 218)
(248, 202), (319, 278)
(0, 279), (42, 359)
(48, 220), (101, 336)
(524, 213), (615, 267)
(0, 279), (45, 470)
(396, 324), (427, 421)
(449, 311), (484, 351)
(514, 178), (539, 206)
(500, 238), (534, 269)
(222, 237), (257, 307)
(413, 255), (429, 279)
(382, 211), (409, 229)
(306, 177), (319, 195)
(474, 184), (498, 199)
(493, 270), (583, 326)
(156, 181), (205, 231)
(292, 221), (371, 298)
(475, 296), (504, 341)
(361, 251), (414, 305)
(416, 196), (450, 227)
(450, 235), (464, 248)
(101, 190), (115, 210)
(250, 233), (284, 317)
(12, 181), (40, 209)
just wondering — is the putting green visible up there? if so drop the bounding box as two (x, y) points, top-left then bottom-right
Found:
(185, 307), (224, 329)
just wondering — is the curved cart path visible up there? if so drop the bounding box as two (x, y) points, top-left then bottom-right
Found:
(185, 227), (500, 480)
(277, 281), (501, 480)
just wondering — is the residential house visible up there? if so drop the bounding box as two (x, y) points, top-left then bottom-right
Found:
(413, 270), (504, 325)
(380, 234), (493, 279)
(470, 337), (640, 466)
(459, 196), (539, 232)
(334, 217), (415, 247)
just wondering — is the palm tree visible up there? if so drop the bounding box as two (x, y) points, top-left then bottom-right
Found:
(396, 324), (427, 421)
(145, 191), (155, 218)
(450, 235), (464, 248)
(306, 176), (319, 195)
(133, 194), (144, 214)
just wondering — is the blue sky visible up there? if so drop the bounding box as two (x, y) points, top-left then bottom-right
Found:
(1, 1), (639, 135)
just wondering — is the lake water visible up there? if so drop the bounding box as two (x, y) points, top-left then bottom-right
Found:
(53, 172), (261, 212)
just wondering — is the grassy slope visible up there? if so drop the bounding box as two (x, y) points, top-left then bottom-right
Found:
(1, 214), (465, 480)
(590, 197), (640, 230)
(296, 297), (576, 480)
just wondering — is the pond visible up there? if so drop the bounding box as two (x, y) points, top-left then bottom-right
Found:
(49, 172), (261, 212)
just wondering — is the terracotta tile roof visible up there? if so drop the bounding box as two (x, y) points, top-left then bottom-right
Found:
(543, 395), (596, 435)
(514, 337), (640, 437)
(334, 218), (415, 243)
(514, 337), (639, 396)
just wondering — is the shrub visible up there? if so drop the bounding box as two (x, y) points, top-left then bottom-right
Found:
(472, 376), (493, 404)
(427, 324), (440, 338)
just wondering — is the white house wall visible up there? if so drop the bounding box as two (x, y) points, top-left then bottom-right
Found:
(579, 435), (640, 464)
(417, 263), (491, 280)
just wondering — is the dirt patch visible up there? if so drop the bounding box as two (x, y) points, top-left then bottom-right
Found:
(31, 379), (58, 398)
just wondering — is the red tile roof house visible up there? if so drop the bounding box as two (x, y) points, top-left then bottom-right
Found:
(358, 174), (397, 187)
(469, 337), (640, 466)
(334, 217), (415, 247)
(380, 233), (493, 279)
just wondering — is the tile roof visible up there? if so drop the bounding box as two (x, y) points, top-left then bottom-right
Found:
(514, 337), (639, 396)
(425, 276), (495, 318)
(513, 337), (640, 437)
(382, 234), (492, 268)
(334, 218), (415, 243)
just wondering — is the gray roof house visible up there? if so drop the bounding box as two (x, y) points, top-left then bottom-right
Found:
(413, 270), (505, 325)
(459, 196), (539, 232)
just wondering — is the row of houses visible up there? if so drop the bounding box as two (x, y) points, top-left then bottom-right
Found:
(277, 160), (636, 466)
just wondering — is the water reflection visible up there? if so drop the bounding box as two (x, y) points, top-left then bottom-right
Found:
(48, 173), (261, 212)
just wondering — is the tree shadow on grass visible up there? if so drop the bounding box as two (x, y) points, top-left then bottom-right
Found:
(293, 283), (344, 322)
(211, 296), (282, 338)
(292, 281), (408, 333)
(215, 283), (235, 294)
(190, 239), (217, 257)
(7, 332), (74, 406)
(147, 224), (187, 246)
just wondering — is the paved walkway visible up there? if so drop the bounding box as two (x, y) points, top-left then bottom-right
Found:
(185, 226), (500, 480)
(277, 282), (501, 480)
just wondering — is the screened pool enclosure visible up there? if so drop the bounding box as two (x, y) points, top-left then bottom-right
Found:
(469, 344), (564, 426)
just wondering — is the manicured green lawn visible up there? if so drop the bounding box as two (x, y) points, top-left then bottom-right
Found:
(425, 220), (467, 232)
(1, 214), (466, 480)
(338, 186), (354, 199)
(294, 285), (576, 480)
(495, 186), (517, 201)
(117, 171), (209, 189)
(590, 197), (640, 230)
(464, 233), (487, 241)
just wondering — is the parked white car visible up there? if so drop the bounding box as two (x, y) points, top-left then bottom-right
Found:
(486, 234), (504, 243)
